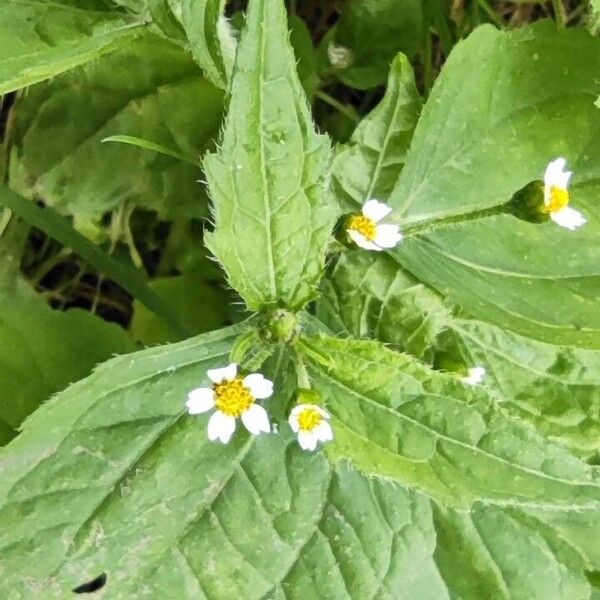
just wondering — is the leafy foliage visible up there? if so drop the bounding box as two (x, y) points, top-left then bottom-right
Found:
(0, 0), (142, 94)
(0, 293), (135, 443)
(2, 1), (600, 598)
(390, 22), (600, 347)
(0, 186), (188, 337)
(2, 327), (599, 599)
(331, 53), (421, 211)
(318, 250), (449, 361)
(131, 273), (230, 344)
(442, 319), (600, 458)
(320, 0), (425, 89)
(9, 33), (223, 220)
(179, 0), (236, 89)
(204, 0), (337, 311)
(301, 335), (600, 507)
(300, 335), (600, 597)
(0, 219), (135, 443)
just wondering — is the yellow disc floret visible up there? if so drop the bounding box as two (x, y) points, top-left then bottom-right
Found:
(543, 186), (570, 213)
(214, 378), (254, 417)
(297, 408), (323, 432)
(347, 214), (377, 241)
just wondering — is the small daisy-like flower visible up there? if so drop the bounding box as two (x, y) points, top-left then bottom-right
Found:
(542, 158), (586, 230)
(186, 363), (272, 444)
(289, 404), (333, 451)
(347, 199), (402, 251)
(461, 366), (486, 386)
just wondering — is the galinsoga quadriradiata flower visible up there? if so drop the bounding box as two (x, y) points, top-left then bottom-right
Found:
(347, 199), (402, 251)
(186, 363), (272, 444)
(542, 158), (586, 230)
(461, 366), (486, 386)
(289, 404), (333, 451)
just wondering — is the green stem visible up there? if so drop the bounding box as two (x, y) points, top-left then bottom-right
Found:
(552, 0), (567, 28)
(31, 248), (71, 284)
(123, 203), (143, 269)
(403, 203), (508, 237)
(315, 90), (360, 124)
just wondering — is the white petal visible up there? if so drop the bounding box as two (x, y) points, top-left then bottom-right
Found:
(290, 404), (307, 418)
(462, 367), (486, 386)
(373, 224), (402, 249)
(544, 157), (571, 189)
(288, 413), (300, 433)
(550, 206), (586, 230)
(241, 404), (271, 435)
(362, 199), (392, 222)
(298, 431), (318, 451)
(207, 363), (237, 384)
(348, 228), (383, 251)
(186, 388), (216, 414)
(207, 411), (236, 443)
(313, 405), (331, 419)
(243, 373), (273, 399)
(314, 420), (334, 442)
(471, 366), (486, 380)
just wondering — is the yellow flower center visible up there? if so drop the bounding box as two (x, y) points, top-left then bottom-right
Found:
(297, 408), (323, 432)
(347, 214), (377, 241)
(543, 186), (570, 213)
(214, 378), (254, 417)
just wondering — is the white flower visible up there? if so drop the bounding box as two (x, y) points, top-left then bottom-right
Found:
(288, 404), (333, 451)
(347, 199), (402, 251)
(543, 158), (586, 230)
(186, 363), (272, 444)
(461, 366), (486, 386)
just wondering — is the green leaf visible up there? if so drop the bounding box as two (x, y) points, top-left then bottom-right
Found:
(9, 33), (223, 220)
(441, 318), (600, 457)
(131, 273), (231, 345)
(320, 244), (600, 458)
(0, 186), (189, 338)
(331, 52), (421, 211)
(0, 326), (377, 597)
(288, 13), (319, 99)
(320, 0), (425, 89)
(110, 0), (188, 42)
(301, 335), (600, 509)
(389, 23), (600, 347)
(391, 21), (600, 226)
(317, 251), (449, 361)
(0, 222), (135, 439)
(101, 135), (200, 166)
(2, 325), (598, 599)
(0, 295), (136, 440)
(300, 337), (600, 593)
(0, 0), (142, 94)
(204, 0), (337, 312)
(179, 0), (236, 89)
